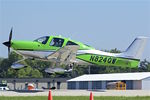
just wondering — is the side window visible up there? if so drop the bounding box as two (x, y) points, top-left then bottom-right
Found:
(50, 38), (64, 47)
(66, 41), (78, 45)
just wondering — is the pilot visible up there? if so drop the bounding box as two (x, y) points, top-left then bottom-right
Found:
(53, 38), (59, 47)
(51, 38), (63, 47)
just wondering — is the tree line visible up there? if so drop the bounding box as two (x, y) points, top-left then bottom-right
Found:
(0, 48), (149, 78)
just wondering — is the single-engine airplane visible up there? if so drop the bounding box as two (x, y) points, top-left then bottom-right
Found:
(3, 28), (148, 73)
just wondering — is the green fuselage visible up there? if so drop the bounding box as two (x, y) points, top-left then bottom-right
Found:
(10, 36), (140, 68)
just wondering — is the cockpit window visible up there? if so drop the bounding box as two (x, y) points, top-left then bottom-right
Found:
(50, 38), (64, 47)
(34, 36), (49, 44)
(66, 41), (78, 45)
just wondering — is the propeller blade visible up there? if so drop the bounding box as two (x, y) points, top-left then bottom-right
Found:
(8, 47), (10, 57)
(3, 41), (10, 47)
(2, 27), (13, 58)
(3, 27), (13, 57)
(9, 27), (13, 42)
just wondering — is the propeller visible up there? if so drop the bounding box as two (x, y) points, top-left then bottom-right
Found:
(3, 27), (13, 56)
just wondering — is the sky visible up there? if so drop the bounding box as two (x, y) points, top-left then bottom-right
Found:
(0, 0), (150, 61)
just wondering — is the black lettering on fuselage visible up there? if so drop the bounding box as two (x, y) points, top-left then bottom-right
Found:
(107, 58), (112, 63)
(89, 55), (117, 64)
(95, 56), (99, 62)
(90, 55), (95, 61)
(112, 59), (117, 64)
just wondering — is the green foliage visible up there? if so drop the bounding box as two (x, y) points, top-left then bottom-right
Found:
(102, 48), (121, 53)
(30, 69), (43, 78)
(17, 68), (27, 78)
(0, 57), (3, 65)
(7, 68), (17, 78)
(110, 48), (121, 53)
(16, 66), (43, 78)
(139, 59), (150, 72)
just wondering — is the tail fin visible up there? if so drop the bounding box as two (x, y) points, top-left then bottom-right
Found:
(121, 36), (148, 59)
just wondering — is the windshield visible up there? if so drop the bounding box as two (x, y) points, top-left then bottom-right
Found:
(34, 36), (49, 44)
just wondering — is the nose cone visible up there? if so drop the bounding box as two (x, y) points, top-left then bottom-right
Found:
(3, 41), (11, 47)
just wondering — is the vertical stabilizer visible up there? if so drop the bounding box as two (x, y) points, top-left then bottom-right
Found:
(121, 36), (148, 59)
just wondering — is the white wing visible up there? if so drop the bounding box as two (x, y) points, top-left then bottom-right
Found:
(46, 45), (79, 66)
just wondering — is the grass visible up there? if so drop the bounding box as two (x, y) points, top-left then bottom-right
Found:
(0, 96), (150, 100)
